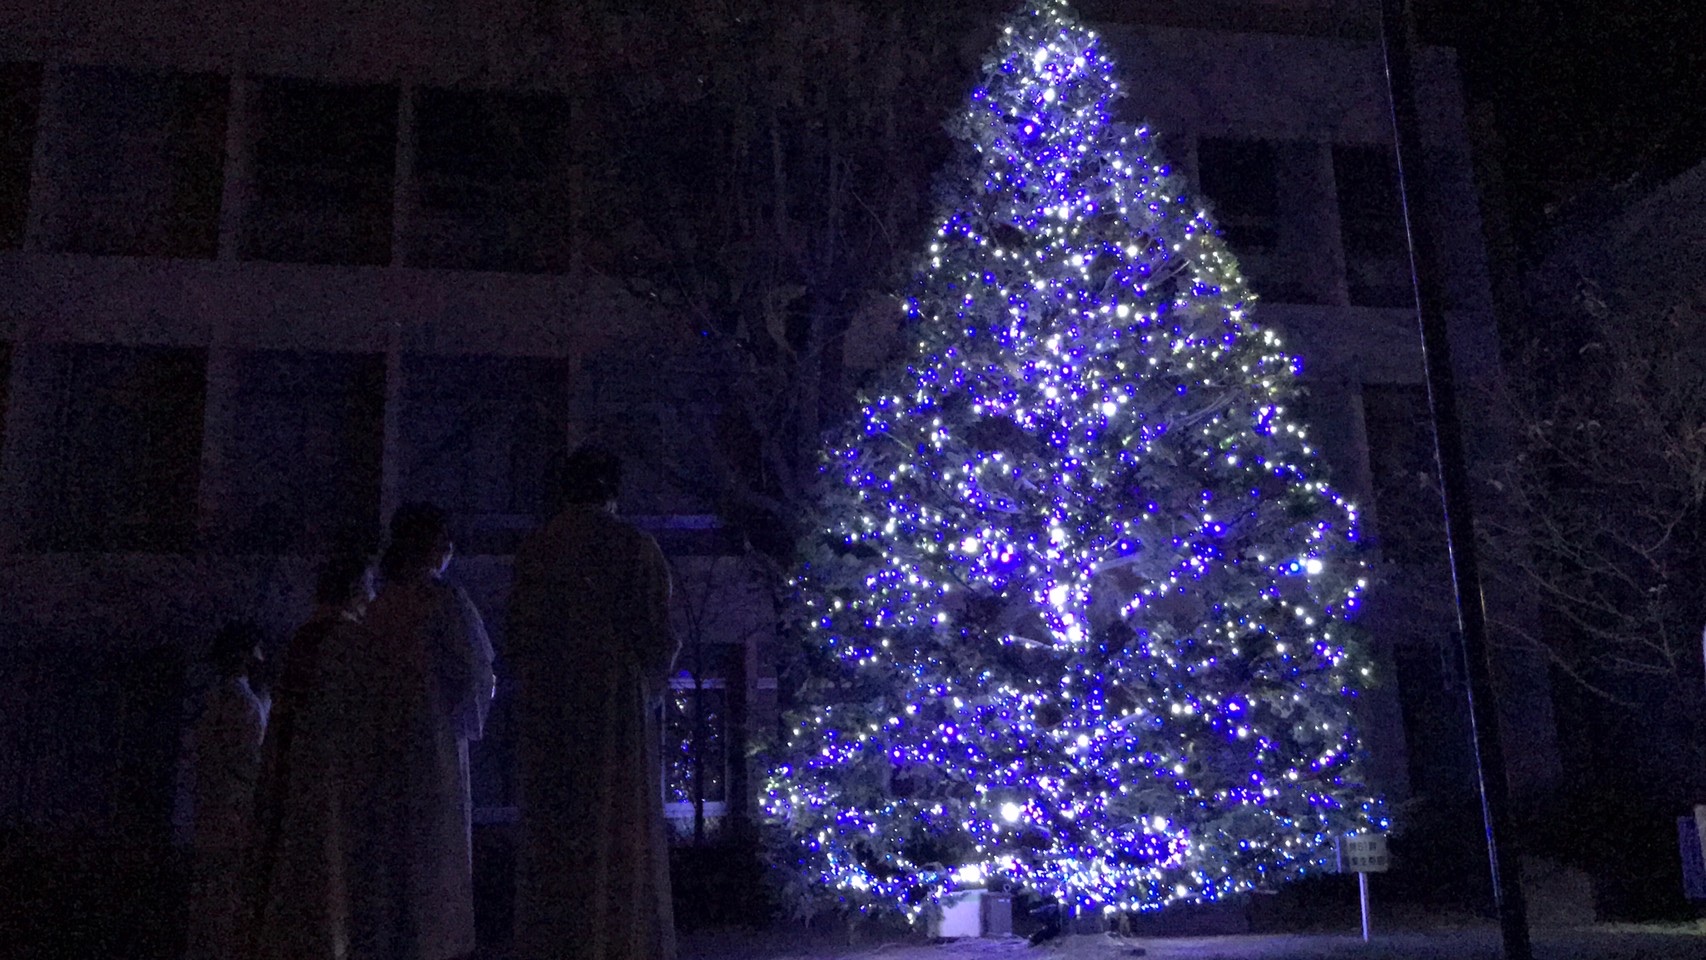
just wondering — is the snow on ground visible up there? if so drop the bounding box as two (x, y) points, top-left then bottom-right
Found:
(677, 922), (1706, 960)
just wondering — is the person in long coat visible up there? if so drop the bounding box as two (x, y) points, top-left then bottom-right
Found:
(343, 504), (495, 960)
(247, 546), (375, 960)
(509, 446), (678, 960)
(186, 621), (268, 960)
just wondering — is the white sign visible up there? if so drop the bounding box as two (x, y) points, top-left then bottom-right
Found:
(1335, 833), (1390, 873)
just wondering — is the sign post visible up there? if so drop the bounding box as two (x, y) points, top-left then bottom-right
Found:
(1336, 833), (1390, 941)
(1682, 806), (1706, 901)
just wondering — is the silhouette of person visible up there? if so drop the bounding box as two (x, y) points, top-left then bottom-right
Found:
(249, 544), (376, 960)
(510, 446), (678, 960)
(186, 620), (267, 960)
(341, 504), (493, 960)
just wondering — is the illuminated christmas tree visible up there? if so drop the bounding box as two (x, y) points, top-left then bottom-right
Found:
(763, 0), (1383, 921)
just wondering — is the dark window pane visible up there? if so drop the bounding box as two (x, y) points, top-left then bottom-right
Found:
(1368, 382), (1474, 792)
(53, 66), (226, 259)
(0, 63), (42, 249)
(1362, 383), (1446, 567)
(224, 350), (385, 554)
(1199, 137), (1279, 249)
(28, 345), (206, 551)
(0, 340), (11, 467)
(399, 354), (571, 547)
(244, 78), (396, 266)
(411, 88), (572, 273)
(416, 88), (568, 180)
(1334, 144), (1412, 308)
(664, 684), (727, 806)
(1198, 137), (1319, 302)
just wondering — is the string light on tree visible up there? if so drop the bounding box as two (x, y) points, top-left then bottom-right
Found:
(763, 0), (1384, 921)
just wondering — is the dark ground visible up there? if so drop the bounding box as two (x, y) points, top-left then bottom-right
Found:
(3, 827), (1703, 960)
(675, 924), (1706, 960)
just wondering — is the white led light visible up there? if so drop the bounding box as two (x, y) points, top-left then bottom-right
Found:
(762, 0), (1378, 914)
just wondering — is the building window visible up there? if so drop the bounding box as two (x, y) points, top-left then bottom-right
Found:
(27, 345), (206, 552)
(222, 350), (386, 554)
(0, 339), (11, 466)
(1199, 138), (1278, 247)
(411, 88), (573, 273)
(51, 66), (226, 259)
(1334, 144), (1412, 308)
(1363, 382), (1474, 792)
(1361, 383), (1446, 568)
(243, 78), (396, 266)
(398, 354), (571, 551)
(663, 675), (728, 825)
(0, 62), (41, 250)
(1197, 137), (1318, 304)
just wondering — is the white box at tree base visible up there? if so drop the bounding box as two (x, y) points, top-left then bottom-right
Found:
(928, 889), (1013, 938)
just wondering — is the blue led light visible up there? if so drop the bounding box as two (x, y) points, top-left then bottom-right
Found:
(763, 0), (1382, 921)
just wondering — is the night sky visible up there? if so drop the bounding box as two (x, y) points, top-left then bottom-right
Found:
(1420, 0), (1706, 250)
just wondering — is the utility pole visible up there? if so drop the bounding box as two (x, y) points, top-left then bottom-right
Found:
(1376, 3), (1534, 959)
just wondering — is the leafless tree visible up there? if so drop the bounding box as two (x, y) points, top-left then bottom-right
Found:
(1484, 277), (1706, 775)
(570, 0), (994, 563)
(666, 553), (776, 843)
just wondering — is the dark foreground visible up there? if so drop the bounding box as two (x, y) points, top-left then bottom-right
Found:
(669, 923), (1706, 960)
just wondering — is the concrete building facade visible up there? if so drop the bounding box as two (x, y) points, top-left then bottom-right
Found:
(0, 0), (1559, 893)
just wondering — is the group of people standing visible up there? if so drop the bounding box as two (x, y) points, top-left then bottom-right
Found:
(184, 447), (680, 960)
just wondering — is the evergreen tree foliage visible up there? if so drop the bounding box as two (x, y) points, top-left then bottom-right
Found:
(763, 0), (1384, 920)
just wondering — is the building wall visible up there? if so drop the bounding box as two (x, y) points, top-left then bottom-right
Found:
(1098, 22), (1562, 812)
(0, 2), (1556, 841)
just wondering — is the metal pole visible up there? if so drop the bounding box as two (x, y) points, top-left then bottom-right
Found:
(1376, 3), (1533, 959)
(1359, 872), (1371, 942)
(692, 630), (707, 845)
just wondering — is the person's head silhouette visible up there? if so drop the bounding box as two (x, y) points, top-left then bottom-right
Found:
(382, 503), (453, 582)
(210, 620), (264, 681)
(554, 444), (624, 513)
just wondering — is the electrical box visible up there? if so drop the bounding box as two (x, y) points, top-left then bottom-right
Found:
(928, 889), (1013, 938)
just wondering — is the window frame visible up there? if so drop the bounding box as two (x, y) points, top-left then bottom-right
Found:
(50, 64), (228, 259)
(1333, 143), (1413, 309)
(241, 76), (398, 266)
(408, 85), (574, 273)
(662, 673), (730, 825)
